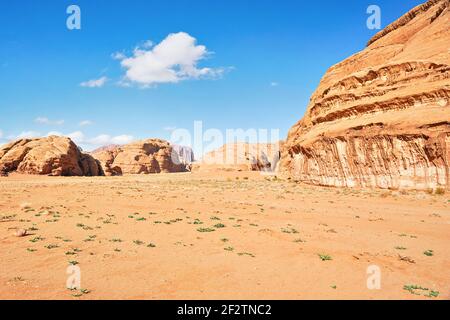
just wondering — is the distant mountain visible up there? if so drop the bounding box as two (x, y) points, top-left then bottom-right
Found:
(193, 142), (282, 172)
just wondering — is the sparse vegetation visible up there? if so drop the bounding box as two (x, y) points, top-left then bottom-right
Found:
(318, 254), (332, 261)
(423, 249), (434, 257)
(403, 284), (439, 298)
(197, 227), (215, 233)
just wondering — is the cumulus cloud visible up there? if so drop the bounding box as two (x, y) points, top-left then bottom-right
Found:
(112, 52), (126, 60)
(67, 131), (86, 144)
(79, 120), (93, 127)
(15, 131), (41, 139)
(35, 117), (65, 126)
(116, 32), (227, 87)
(87, 134), (134, 145)
(65, 131), (134, 146)
(46, 131), (63, 137)
(270, 82), (279, 87)
(80, 76), (108, 88)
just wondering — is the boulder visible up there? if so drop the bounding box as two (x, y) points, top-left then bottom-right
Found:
(0, 136), (103, 176)
(91, 139), (189, 176)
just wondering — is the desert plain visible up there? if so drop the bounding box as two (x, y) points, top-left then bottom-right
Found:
(0, 172), (448, 300)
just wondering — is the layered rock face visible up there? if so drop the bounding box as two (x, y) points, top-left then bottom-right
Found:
(0, 136), (102, 176)
(91, 139), (189, 176)
(280, 0), (450, 190)
(194, 143), (281, 172)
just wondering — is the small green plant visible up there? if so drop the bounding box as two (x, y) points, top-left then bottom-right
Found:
(197, 227), (215, 233)
(133, 240), (144, 245)
(426, 290), (440, 298)
(318, 254), (332, 261)
(395, 246), (407, 250)
(44, 244), (59, 250)
(224, 247), (234, 251)
(237, 252), (255, 258)
(281, 227), (299, 234)
(423, 249), (434, 257)
(68, 261), (79, 266)
(27, 248), (37, 252)
(29, 236), (44, 243)
(403, 284), (429, 296)
(147, 243), (156, 248)
(214, 223), (226, 229)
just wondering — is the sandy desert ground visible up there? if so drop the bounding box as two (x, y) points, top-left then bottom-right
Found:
(0, 172), (449, 300)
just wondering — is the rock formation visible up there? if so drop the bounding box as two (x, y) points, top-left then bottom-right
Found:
(0, 136), (103, 176)
(91, 139), (189, 176)
(280, 0), (450, 190)
(193, 142), (281, 172)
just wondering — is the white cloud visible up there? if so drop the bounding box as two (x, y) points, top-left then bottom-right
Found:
(116, 32), (226, 87)
(80, 76), (108, 88)
(112, 52), (126, 60)
(270, 82), (279, 87)
(87, 134), (134, 145)
(110, 135), (135, 145)
(46, 131), (63, 137)
(67, 131), (86, 144)
(79, 120), (93, 127)
(163, 126), (177, 131)
(16, 131), (41, 139)
(35, 117), (65, 126)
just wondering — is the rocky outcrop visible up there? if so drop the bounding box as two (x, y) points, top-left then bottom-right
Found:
(0, 136), (103, 176)
(280, 0), (450, 190)
(193, 143), (281, 172)
(91, 139), (188, 176)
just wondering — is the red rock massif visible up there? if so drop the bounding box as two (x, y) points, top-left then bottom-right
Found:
(91, 139), (189, 176)
(280, 0), (450, 190)
(0, 136), (102, 176)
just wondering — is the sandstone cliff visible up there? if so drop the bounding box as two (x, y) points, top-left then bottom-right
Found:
(193, 142), (281, 172)
(0, 136), (103, 176)
(91, 139), (189, 176)
(280, 0), (450, 190)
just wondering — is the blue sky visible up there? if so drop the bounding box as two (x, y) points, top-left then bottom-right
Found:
(0, 0), (424, 152)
